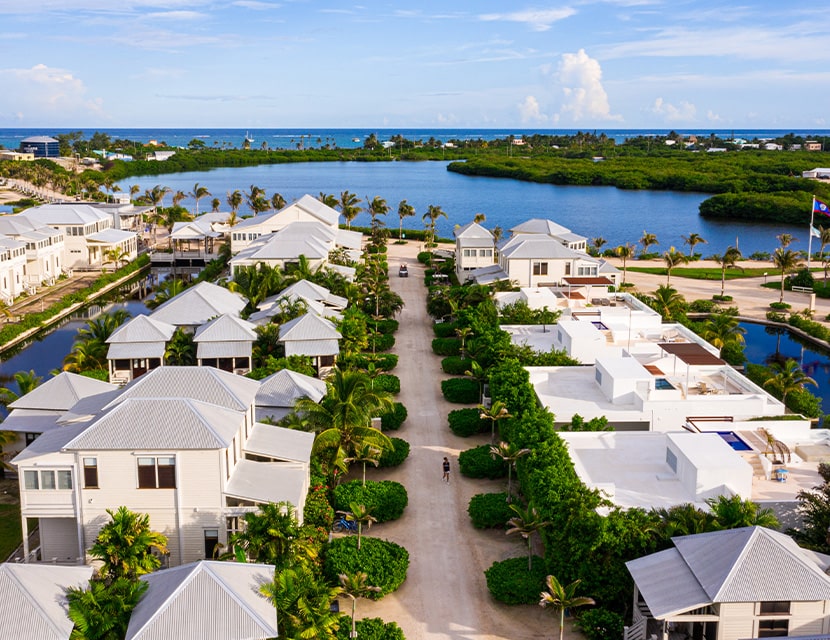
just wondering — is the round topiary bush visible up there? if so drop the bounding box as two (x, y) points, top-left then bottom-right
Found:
(332, 480), (408, 522)
(374, 374), (400, 394)
(459, 445), (508, 479)
(432, 337), (461, 356)
(576, 608), (624, 640)
(468, 493), (513, 529)
(368, 333), (395, 352)
(380, 402), (408, 431)
(448, 407), (486, 437)
(433, 321), (458, 338)
(441, 355), (474, 375)
(441, 378), (479, 404)
(336, 617), (405, 640)
(417, 251), (432, 264)
(378, 437), (410, 468)
(484, 556), (547, 604)
(324, 536), (409, 599)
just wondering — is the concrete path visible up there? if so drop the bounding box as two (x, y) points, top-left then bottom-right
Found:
(352, 241), (567, 640)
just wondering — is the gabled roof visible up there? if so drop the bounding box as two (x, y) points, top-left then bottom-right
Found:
(9, 371), (118, 412)
(509, 218), (572, 236)
(0, 564), (93, 640)
(0, 215), (53, 236)
(87, 228), (136, 244)
(150, 282), (246, 326)
(126, 561), (277, 640)
(244, 422), (314, 463)
(64, 397), (243, 450)
(18, 203), (110, 226)
(274, 280), (348, 309)
(279, 313), (341, 342)
(256, 368), (326, 408)
(104, 366), (259, 413)
(233, 222), (333, 261)
(499, 235), (590, 260)
(234, 193), (339, 230)
(106, 315), (177, 344)
(455, 221), (494, 240)
(170, 220), (221, 240)
(627, 527), (830, 619)
(193, 314), (257, 343)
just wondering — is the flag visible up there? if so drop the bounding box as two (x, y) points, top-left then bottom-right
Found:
(812, 225), (821, 238)
(814, 198), (830, 218)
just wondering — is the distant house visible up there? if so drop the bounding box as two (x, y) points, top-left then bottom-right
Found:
(803, 167), (830, 179)
(0, 215), (65, 288)
(806, 140), (823, 151)
(0, 235), (28, 302)
(454, 221), (495, 277)
(248, 279), (347, 324)
(19, 136), (59, 158)
(626, 526), (830, 640)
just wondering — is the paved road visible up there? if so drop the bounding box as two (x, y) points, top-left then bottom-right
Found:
(353, 242), (561, 640)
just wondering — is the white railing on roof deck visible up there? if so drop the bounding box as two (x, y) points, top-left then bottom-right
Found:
(623, 605), (647, 640)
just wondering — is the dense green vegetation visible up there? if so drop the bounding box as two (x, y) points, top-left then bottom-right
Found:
(0, 504), (21, 561)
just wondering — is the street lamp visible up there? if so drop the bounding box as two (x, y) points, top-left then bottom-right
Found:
(764, 272), (768, 284)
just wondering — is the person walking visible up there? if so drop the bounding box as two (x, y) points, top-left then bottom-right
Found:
(442, 456), (451, 483)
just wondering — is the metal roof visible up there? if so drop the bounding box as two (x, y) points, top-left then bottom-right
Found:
(196, 342), (252, 359)
(234, 193), (339, 231)
(626, 547), (711, 618)
(87, 228), (136, 244)
(126, 561), (277, 640)
(0, 410), (61, 433)
(9, 371), (117, 411)
(284, 339), (339, 357)
(0, 564), (93, 640)
(279, 313), (341, 342)
(274, 280), (348, 308)
(106, 315), (176, 344)
(659, 342), (724, 365)
(455, 221), (494, 239)
(244, 422), (314, 463)
(499, 235), (589, 260)
(193, 314), (257, 343)
(150, 281), (246, 326)
(108, 342), (167, 359)
(225, 458), (308, 507)
(256, 369), (326, 408)
(18, 203), (110, 226)
(170, 220), (221, 240)
(509, 218), (572, 236)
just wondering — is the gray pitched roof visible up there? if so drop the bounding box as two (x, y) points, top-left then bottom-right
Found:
(64, 397), (243, 450)
(9, 372), (118, 411)
(256, 369), (326, 408)
(274, 280), (348, 309)
(87, 228), (136, 244)
(0, 410), (61, 434)
(106, 315), (176, 344)
(509, 218), (572, 236)
(18, 203), (110, 226)
(455, 221), (494, 239)
(0, 564), (93, 640)
(106, 366), (259, 413)
(126, 561), (277, 640)
(234, 193), (339, 230)
(244, 422), (314, 463)
(226, 459), (307, 507)
(193, 314), (257, 343)
(499, 235), (590, 260)
(279, 313), (341, 342)
(233, 222), (333, 260)
(150, 282), (246, 326)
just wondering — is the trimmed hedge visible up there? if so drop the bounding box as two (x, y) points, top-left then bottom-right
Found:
(417, 251), (432, 264)
(323, 536), (409, 599)
(378, 437), (410, 468)
(448, 407), (486, 437)
(576, 608), (624, 640)
(336, 617), (405, 640)
(484, 556), (548, 605)
(380, 402), (408, 431)
(373, 374), (400, 394)
(441, 378), (480, 404)
(332, 480), (408, 523)
(441, 356), (473, 375)
(339, 353), (398, 371)
(468, 493), (513, 529)
(373, 318), (399, 335)
(368, 333), (395, 352)
(432, 337), (461, 356)
(433, 321), (458, 338)
(458, 445), (508, 479)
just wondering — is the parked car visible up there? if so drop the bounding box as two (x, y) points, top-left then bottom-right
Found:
(399, 264), (409, 277)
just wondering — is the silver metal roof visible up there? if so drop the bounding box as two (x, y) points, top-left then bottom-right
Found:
(18, 203), (110, 226)
(256, 368), (326, 408)
(9, 371), (117, 411)
(87, 228), (136, 244)
(150, 281), (246, 326)
(106, 315), (176, 344)
(0, 410), (61, 433)
(499, 235), (589, 260)
(127, 561), (277, 640)
(455, 221), (494, 239)
(509, 218), (572, 236)
(225, 458), (307, 507)
(244, 422), (314, 463)
(196, 342), (252, 359)
(108, 342), (167, 359)
(626, 547), (711, 618)
(284, 339), (339, 357)
(273, 279), (348, 309)
(193, 313), (257, 343)
(234, 193), (339, 230)
(279, 313), (341, 342)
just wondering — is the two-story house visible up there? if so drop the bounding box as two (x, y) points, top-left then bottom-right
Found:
(0, 215), (64, 289)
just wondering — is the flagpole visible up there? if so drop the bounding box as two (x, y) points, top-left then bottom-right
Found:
(808, 196), (815, 271)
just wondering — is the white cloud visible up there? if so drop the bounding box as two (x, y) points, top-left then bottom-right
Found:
(479, 7), (576, 31)
(707, 109), (722, 122)
(649, 97), (696, 122)
(556, 49), (621, 122)
(518, 95), (548, 123)
(0, 64), (105, 124)
(232, 0), (281, 9)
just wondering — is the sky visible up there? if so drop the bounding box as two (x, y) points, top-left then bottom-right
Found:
(0, 1), (828, 129)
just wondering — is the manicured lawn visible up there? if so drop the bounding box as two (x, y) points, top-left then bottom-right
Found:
(627, 266), (782, 280)
(0, 504), (21, 561)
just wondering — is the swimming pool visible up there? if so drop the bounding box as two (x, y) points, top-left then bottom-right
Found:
(591, 321), (609, 330)
(654, 378), (675, 391)
(717, 431), (752, 451)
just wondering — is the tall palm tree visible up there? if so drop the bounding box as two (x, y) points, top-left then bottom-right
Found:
(337, 503), (376, 550)
(344, 442), (382, 487)
(639, 230), (658, 256)
(506, 503), (550, 570)
(663, 246), (688, 284)
(317, 192), (338, 208)
(712, 246), (742, 297)
(590, 236), (606, 255)
(763, 358), (817, 406)
(455, 326), (473, 358)
(338, 572), (382, 639)
(226, 190), (243, 215)
(682, 232), (707, 257)
(338, 191), (362, 229)
(490, 441), (531, 501)
(172, 189), (187, 208)
(129, 184), (141, 202)
(479, 400), (512, 443)
(651, 284), (685, 321)
(423, 205), (448, 247)
(539, 575), (596, 640)
(189, 182), (210, 215)
(224, 502), (306, 568)
(270, 192), (286, 210)
(260, 565), (341, 640)
(473, 212), (486, 224)
(397, 199), (415, 241)
(771, 247), (802, 303)
(89, 506), (168, 581)
(103, 246), (130, 272)
(615, 243), (634, 286)
(366, 195), (389, 232)
(651, 503), (716, 538)
(701, 313), (746, 358)
(777, 232), (794, 248)
(210, 197), (221, 213)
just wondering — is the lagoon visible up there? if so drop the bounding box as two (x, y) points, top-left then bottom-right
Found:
(118, 161), (807, 256)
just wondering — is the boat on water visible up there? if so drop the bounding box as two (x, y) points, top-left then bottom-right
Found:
(245, 131), (254, 143)
(352, 137), (361, 143)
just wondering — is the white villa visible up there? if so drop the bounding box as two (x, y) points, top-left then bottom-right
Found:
(106, 314), (177, 384)
(12, 366), (314, 567)
(278, 313), (342, 372)
(626, 527), (830, 640)
(248, 279), (347, 324)
(0, 234), (28, 303)
(0, 215), (64, 293)
(149, 281), (247, 329)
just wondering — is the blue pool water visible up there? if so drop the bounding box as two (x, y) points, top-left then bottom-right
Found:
(655, 378), (675, 390)
(717, 431), (752, 451)
(591, 321), (609, 330)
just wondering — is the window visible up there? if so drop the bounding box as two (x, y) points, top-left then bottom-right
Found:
(57, 470), (73, 490)
(564, 263), (571, 275)
(83, 458), (99, 488)
(137, 456), (176, 489)
(758, 619), (789, 637)
(41, 470), (56, 490)
(24, 470), (39, 490)
(532, 262), (548, 276)
(463, 249), (473, 257)
(24, 433), (38, 446)
(577, 266), (598, 276)
(759, 602), (790, 615)
(204, 529), (219, 559)
(480, 249), (492, 257)
(666, 449), (678, 473)
(23, 469), (72, 490)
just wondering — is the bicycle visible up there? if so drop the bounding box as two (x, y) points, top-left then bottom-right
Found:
(331, 517), (358, 534)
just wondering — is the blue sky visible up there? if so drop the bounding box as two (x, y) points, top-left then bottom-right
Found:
(0, 1), (828, 129)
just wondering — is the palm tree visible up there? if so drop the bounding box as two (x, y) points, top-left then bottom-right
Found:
(712, 246), (742, 297)
(490, 441), (531, 501)
(639, 230), (658, 256)
(366, 195), (389, 234)
(474, 212), (487, 224)
(506, 503), (550, 570)
(423, 204), (448, 247)
(590, 236), (606, 255)
(344, 442), (382, 487)
(67, 577), (148, 640)
(337, 503), (377, 550)
(771, 247), (803, 303)
(210, 197), (221, 213)
(146, 278), (187, 309)
(700, 313), (746, 358)
(103, 246), (130, 272)
(89, 506), (168, 581)
(396, 200), (415, 241)
(651, 284), (685, 321)
(317, 192), (338, 208)
(189, 182), (210, 215)
(682, 232), (707, 257)
(224, 502), (307, 569)
(663, 246), (688, 284)
(539, 575), (596, 640)
(164, 328), (196, 366)
(777, 232), (794, 248)
(615, 243), (634, 286)
(763, 358), (817, 406)
(818, 225), (830, 282)
(465, 359), (487, 401)
(226, 189), (243, 216)
(706, 494), (779, 530)
(479, 400), (512, 443)
(63, 339), (108, 373)
(338, 572), (382, 639)
(129, 184), (141, 202)
(338, 191), (362, 229)
(0, 369), (43, 407)
(172, 189), (187, 208)
(652, 503), (716, 538)
(270, 192), (286, 210)
(455, 326), (473, 358)
(260, 565), (341, 640)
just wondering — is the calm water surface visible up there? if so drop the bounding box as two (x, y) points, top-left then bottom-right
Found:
(118, 161), (807, 255)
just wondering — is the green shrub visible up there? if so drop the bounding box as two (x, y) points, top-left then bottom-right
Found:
(770, 301), (791, 310)
(441, 356), (473, 375)
(303, 485), (335, 529)
(373, 374), (400, 394)
(789, 268), (815, 289)
(433, 321), (458, 338)
(378, 437), (410, 468)
(468, 493), (513, 528)
(788, 313), (830, 342)
(448, 407), (486, 437)
(368, 333), (395, 352)
(432, 337), (461, 356)
(338, 353), (398, 371)
(484, 556), (547, 604)
(745, 363), (822, 419)
(458, 445), (508, 479)
(332, 480), (408, 522)
(417, 251), (432, 264)
(713, 294), (733, 302)
(767, 311), (787, 323)
(689, 299), (717, 312)
(380, 402), (408, 431)
(335, 617), (405, 640)
(323, 536), (409, 599)
(576, 608), (624, 640)
(441, 378), (480, 404)
(373, 318), (399, 334)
